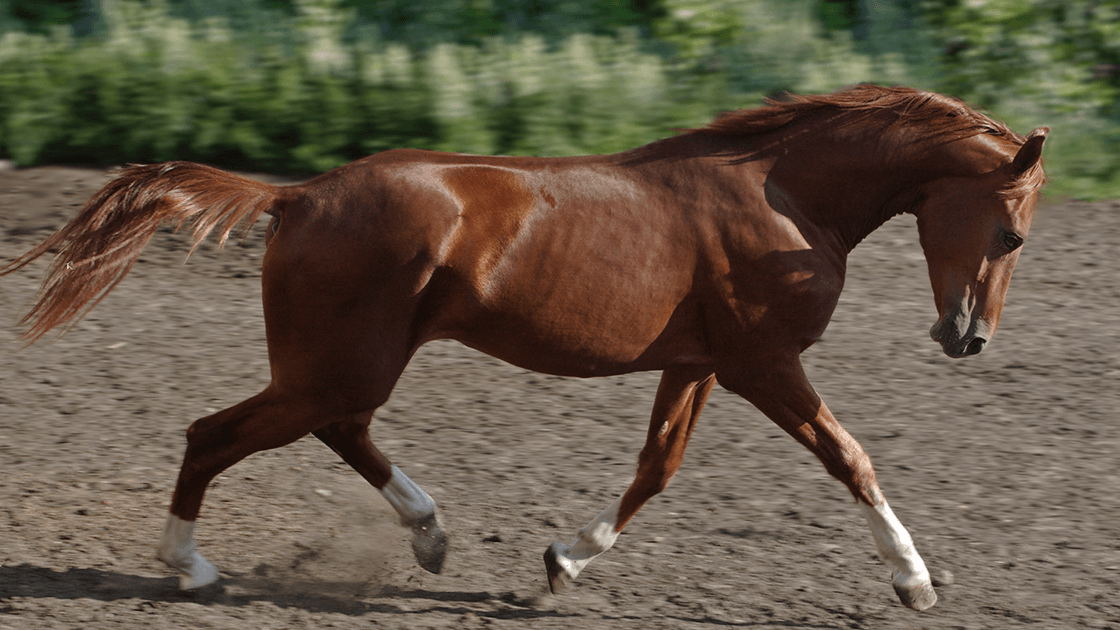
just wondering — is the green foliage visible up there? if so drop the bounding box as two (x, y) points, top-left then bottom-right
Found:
(913, 0), (1120, 197)
(336, 0), (663, 47)
(651, 0), (920, 116)
(7, 0), (87, 29)
(652, 0), (1120, 198)
(0, 0), (718, 173)
(0, 0), (1118, 197)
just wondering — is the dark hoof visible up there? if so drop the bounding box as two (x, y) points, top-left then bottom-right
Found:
(410, 515), (448, 574)
(894, 580), (937, 611)
(543, 543), (571, 595)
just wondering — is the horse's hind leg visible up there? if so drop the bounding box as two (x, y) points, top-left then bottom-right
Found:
(313, 421), (448, 573)
(157, 388), (355, 589)
(545, 366), (716, 593)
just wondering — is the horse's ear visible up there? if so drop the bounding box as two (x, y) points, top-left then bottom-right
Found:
(1012, 127), (1048, 174)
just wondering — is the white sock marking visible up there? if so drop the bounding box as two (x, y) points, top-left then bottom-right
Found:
(859, 500), (931, 591)
(157, 515), (220, 590)
(551, 499), (622, 580)
(380, 465), (437, 526)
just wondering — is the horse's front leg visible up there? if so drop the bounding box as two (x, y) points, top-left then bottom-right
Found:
(545, 366), (716, 593)
(718, 358), (937, 611)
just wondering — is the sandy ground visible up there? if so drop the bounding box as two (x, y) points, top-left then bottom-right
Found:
(0, 164), (1118, 629)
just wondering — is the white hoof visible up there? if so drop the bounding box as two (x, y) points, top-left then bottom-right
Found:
(160, 549), (220, 590)
(544, 500), (623, 594)
(544, 542), (577, 593)
(893, 570), (937, 610)
(158, 515), (221, 590)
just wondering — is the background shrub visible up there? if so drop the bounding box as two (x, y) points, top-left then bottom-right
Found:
(0, 0), (1116, 197)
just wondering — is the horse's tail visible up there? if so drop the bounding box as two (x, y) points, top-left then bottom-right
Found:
(1, 161), (291, 342)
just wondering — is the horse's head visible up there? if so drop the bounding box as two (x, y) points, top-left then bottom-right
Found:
(916, 128), (1048, 358)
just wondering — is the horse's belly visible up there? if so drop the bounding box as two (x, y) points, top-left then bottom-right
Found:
(456, 329), (712, 378)
(420, 288), (711, 378)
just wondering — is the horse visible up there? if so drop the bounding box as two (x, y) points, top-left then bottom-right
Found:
(1, 85), (1047, 610)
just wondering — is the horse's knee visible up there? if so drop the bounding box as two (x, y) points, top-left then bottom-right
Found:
(332, 414), (375, 439)
(634, 451), (680, 498)
(183, 413), (226, 450)
(641, 469), (674, 497)
(821, 445), (880, 505)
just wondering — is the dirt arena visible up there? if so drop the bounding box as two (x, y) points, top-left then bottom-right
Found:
(1, 164), (1117, 629)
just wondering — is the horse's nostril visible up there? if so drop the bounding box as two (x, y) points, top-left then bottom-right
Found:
(964, 337), (987, 356)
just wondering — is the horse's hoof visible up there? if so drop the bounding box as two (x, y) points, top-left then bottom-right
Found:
(179, 567), (221, 591)
(159, 551), (220, 590)
(894, 579), (937, 611)
(544, 543), (574, 594)
(410, 515), (448, 574)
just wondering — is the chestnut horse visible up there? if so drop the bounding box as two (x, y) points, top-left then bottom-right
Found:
(2, 85), (1047, 610)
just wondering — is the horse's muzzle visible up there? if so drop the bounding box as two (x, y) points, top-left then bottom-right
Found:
(929, 319), (990, 358)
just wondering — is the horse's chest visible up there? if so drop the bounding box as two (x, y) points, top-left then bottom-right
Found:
(716, 249), (844, 350)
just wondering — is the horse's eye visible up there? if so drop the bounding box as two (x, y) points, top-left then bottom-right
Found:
(1001, 231), (1024, 251)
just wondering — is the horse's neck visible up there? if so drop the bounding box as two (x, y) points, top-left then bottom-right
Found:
(764, 125), (1009, 254)
(759, 146), (914, 256)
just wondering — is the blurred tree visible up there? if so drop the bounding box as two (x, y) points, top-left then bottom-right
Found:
(817, 0), (858, 31)
(343, 0), (665, 47)
(653, 0), (741, 62)
(148, 0), (669, 47)
(6, 0), (86, 30)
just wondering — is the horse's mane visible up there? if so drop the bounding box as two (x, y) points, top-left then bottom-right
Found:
(698, 84), (1020, 144)
(687, 84), (1044, 197)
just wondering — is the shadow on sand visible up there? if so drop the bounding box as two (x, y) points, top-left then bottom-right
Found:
(0, 563), (570, 621)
